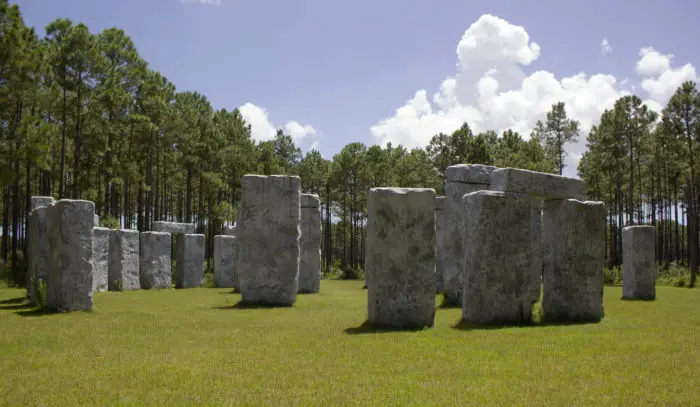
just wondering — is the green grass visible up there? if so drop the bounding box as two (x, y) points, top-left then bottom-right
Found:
(1, 281), (698, 406)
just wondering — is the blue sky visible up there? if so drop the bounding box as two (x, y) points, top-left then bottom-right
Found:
(14, 0), (700, 177)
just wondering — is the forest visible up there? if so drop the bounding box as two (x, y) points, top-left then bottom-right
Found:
(1, 0), (697, 288)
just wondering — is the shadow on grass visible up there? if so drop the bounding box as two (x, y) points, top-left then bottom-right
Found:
(452, 318), (602, 331)
(620, 296), (656, 302)
(344, 320), (430, 335)
(0, 297), (26, 305)
(212, 300), (293, 310)
(0, 303), (35, 311)
(14, 307), (61, 318)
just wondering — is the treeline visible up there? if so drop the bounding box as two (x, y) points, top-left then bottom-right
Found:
(0, 1), (695, 287)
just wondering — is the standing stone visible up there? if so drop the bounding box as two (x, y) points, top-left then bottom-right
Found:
(236, 175), (301, 305)
(108, 229), (141, 291)
(175, 233), (205, 288)
(151, 221), (195, 235)
(299, 194), (322, 294)
(94, 214), (100, 227)
(443, 164), (497, 305)
(366, 188), (436, 329)
(27, 205), (53, 305)
(461, 191), (542, 325)
(542, 199), (606, 322)
(213, 235), (235, 288)
(435, 196), (446, 293)
(31, 196), (55, 211)
(92, 227), (110, 293)
(140, 232), (172, 289)
(622, 225), (656, 300)
(46, 200), (94, 312)
(490, 167), (586, 200)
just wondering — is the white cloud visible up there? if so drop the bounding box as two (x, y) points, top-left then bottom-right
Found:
(600, 38), (612, 56)
(181, 0), (222, 5)
(238, 102), (318, 149)
(369, 14), (697, 177)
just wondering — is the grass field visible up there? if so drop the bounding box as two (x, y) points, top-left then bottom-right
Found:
(1, 281), (699, 406)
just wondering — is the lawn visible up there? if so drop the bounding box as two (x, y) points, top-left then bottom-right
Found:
(1, 281), (699, 406)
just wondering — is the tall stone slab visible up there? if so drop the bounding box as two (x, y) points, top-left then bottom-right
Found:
(175, 233), (205, 288)
(140, 231), (172, 289)
(92, 227), (110, 293)
(94, 214), (100, 227)
(299, 194), (322, 294)
(213, 235), (235, 288)
(30, 196), (55, 211)
(622, 225), (656, 300)
(443, 164), (497, 305)
(366, 188), (436, 329)
(461, 191), (542, 325)
(490, 168), (586, 201)
(236, 175), (301, 305)
(108, 229), (140, 291)
(542, 199), (606, 322)
(27, 205), (53, 305)
(435, 196), (446, 293)
(151, 221), (195, 234)
(46, 200), (94, 312)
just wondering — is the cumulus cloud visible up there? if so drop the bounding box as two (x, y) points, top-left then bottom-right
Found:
(238, 102), (318, 149)
(369, 14), (697, 177)
(600, 38), (612, 56)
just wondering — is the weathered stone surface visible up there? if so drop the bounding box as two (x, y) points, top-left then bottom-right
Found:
(443, 164), (496, 304)
(461, 191), (542, 325)
(299, 193), (321, 293)
(236, 175), (301, 305)
(542, 199), (605, 322)
(91, 227), (110, 293)
(30, 196), (55, 211)
(435, 196), (446, 293)
(366, 187), (436, 329)
(27, 205), (53, 305)
(490, 167), (586, 201)
(622, 225), (656, 300)
(151, 221), (195, 234)
(140, 232), (172, 289)
(108, 229), (141, 291)
(94, 214), (100, 227)
(46, 200), (94, 312)
(213, 235), (235, 288)
(175, 233), (205, 288)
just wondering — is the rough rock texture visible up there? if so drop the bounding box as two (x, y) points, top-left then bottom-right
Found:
(461, 191), (542, 325)
(542, 199), (606, 322)
(435, 196), (446, 293)
(94, 214), (100, 227)
(151, 221), (195, 234)
(236, 175), (301, 305)
(443, 164), (496, 304)
(108, 229), (141, 291)
(622, 225), (656, 300)
(91, 227), (110, 293)
(46, 200), (95, 312)
(213, 235), (236, 288)
(27, 205), (53, 305)
(30, 196), (55, 211)
(366, 188), (436, 329)
(490, 168), (586, 201)
(140, 232), (172, 289)
(175, 233), (205, 288)
(299, 194), (321, 293)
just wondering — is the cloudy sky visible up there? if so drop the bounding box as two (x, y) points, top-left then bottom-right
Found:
(15, 0), (700, 177)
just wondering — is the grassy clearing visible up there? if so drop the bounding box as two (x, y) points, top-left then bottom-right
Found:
(0, 281), (698, 406)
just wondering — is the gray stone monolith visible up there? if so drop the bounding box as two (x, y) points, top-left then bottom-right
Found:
(27, 205), (53, 305)
(108, 229), (140, 291)
(622, 225), (656, 300)
(92, 227), (110, 293)
(443, 164), (497, 305)
(435, 196), (446, 293)
(46, 199), (95, 312)
(299, 194), (321, 294)
(366, 187), (436, 329)
(94, 214), (100, 227)
(151, 221), (195, 234)
(490, 167), (586, 201)
(213, 235), (235, 288)
(236, 175), (301, 305)
(175, 233), (205, 288)
(461, 191), (542, 325)
(31, 196), (55, 211)
(542, 199), (606, 322)
(140, 231), (172, 289)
